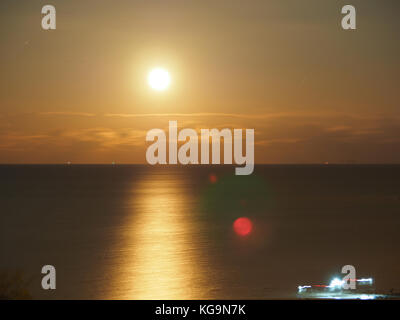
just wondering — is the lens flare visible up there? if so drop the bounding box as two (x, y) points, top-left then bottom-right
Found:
(208, 174), (217, 184)
(233, 217), (253, 236)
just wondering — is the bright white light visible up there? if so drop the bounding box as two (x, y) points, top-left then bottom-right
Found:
(329, 278), (344, 289)
(357, 278), (373, 283)
(298, 285), (311, 292)
(360, 294), (375, 300)
(148, 68), (171, 91)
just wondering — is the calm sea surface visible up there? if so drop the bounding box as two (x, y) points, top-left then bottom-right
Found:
(1, 165), (399, 299)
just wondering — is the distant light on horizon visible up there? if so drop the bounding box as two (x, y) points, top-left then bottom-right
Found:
(328, 278), (345, 289)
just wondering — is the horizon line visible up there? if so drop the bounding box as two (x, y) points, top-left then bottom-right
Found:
(1, 163), (400, 166)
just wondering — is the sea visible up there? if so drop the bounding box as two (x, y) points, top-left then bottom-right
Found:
(1, 164), (399, 299)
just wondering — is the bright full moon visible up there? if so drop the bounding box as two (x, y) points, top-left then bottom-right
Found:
(148, 68), (171, 91)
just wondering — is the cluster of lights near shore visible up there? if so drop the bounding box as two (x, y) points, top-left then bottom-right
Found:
(297, 277), (375, 299)
(328, 278), (344, 289)
(298, 277), (373, 291)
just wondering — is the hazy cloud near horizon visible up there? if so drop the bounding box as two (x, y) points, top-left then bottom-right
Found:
(1, 111), (400, 164)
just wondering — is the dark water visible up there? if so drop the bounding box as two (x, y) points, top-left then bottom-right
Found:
(1, 165), (399, 299)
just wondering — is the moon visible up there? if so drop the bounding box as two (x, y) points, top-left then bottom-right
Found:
(148, 68), (171, 91)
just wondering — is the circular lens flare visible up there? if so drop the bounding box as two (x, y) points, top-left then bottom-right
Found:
(233, 217), (253, 236)
(209, 174), (217, 184)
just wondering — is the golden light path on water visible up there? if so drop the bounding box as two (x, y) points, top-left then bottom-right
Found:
(108, 171), (211, 299)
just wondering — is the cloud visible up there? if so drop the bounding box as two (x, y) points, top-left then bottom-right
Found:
(104, 111), (400, 121)
(0, 133), (50, 149)
(39, 111), (96, 117)
(1, 111), (400, 163)
(105, 112), (269, 119)
(60, 127), (147, 147)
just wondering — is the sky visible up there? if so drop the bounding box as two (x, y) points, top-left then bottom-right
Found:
(0, 0), (399, 164)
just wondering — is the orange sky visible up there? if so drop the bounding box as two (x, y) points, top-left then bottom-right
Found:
(1, 0), (399, 164)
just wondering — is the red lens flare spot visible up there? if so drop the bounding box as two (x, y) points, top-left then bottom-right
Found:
(233, 217), (253, 236)
(209, 174), (217, 184)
